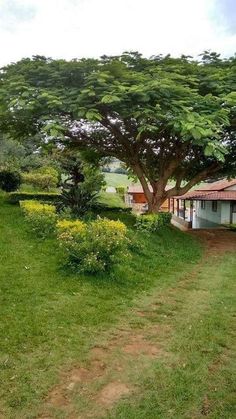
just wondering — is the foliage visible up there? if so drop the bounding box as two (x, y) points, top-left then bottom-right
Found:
(135, 212), (172, 232)
(57, 150), (104, 216)
(8, 191), (60, 204)
(22, 166), (59, 191)
(57, 218), (128, 273)
(116, 186), (126, 195)
(0, 170), (21, 192)
(61, 185), (97, 216)
(228, 224), (236, 231)
(0, 134), (57, 172)
(20, 200), (58, 237)
(0, 53), (235, 211)
(0, 135), (26, 171)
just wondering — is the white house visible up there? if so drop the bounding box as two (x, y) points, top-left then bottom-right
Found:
(173, 179), (236, 228)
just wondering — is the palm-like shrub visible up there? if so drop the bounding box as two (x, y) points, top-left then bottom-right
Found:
(60, 185), (97, 217)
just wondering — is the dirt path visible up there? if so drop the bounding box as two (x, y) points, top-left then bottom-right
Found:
(38, 230), (236, 419)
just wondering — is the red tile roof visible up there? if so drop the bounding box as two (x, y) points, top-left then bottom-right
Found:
(128, 185), (173, 194)
(196, 179), (236, 191)
(128, 185), (152, 193)
(176, 190), (236, 201)
(128, 179), (236, 201)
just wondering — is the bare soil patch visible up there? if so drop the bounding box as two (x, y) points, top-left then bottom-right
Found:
(189, 229), (236, 256)
(123, 334), (162, 356)
(96, 382), (131, 406)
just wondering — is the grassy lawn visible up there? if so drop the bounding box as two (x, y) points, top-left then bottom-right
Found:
(0, 194), (235, 418)
(98, 191), (126, 208)
(111, 252), (236, 419)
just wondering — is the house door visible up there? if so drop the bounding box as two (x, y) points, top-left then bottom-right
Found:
(230, 201), (236, 224)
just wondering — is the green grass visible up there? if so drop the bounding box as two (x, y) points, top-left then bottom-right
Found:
(104, 173), (138, 188)
(111, 253), (236, 419)
(0, 195), (202, 418)
(98, 191), (126, 208)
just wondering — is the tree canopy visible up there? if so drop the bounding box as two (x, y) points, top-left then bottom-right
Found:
(0, 51), (235, 211)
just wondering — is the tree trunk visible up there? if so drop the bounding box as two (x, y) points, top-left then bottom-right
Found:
(147, 192), (166, 213)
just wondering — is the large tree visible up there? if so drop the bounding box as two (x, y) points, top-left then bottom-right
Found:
(0, 52), (235, 211)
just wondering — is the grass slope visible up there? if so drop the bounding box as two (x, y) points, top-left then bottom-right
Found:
(0, 196), (201, 418)
(104, 173), (138, 188)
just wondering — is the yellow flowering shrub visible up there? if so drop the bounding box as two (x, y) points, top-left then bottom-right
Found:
(57, 218), (128, 273)
(20, 200), (58, 237)
(57, 219), (86, 235)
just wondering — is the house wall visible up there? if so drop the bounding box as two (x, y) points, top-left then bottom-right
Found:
(195, 200), (221, 224)
(225, 185), (236, 191)
(128, 192), (170, 210)
(130, 192), (147, 204)
(221, 202), (231, 224)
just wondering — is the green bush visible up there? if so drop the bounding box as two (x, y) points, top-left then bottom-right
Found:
(57, 218), (128, 273)
(135, 212), (172, 232)
(21, 166), (59, 191)
(20, 200), (58, 237)
(8, 192), (61, 204)
(0, 170), (21, 192)
(116, 186), (126, 195)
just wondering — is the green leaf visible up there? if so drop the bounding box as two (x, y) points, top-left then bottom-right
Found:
(101, 95), (121, 104)
(204, 143), (214, 156)
(85, 110), (102, 121)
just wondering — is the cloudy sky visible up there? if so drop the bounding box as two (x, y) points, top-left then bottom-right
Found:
(0, 0), (235, 66)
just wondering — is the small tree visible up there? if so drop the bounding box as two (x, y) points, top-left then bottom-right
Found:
(58, 150), (104, 216)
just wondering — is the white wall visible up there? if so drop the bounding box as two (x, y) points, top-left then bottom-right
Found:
(221, 202), (231, 224)
(196, 200), (221, 224)
(225, 185), (236, 191)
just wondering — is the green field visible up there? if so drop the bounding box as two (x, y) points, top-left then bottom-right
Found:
(104, 172), (138, 188)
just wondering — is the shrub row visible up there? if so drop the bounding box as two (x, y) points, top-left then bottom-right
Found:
(135, 212), (172, 232)
(20, 200), (58, 237)
(8, 192), (61, 204)
(20, 200), (129, 273)
(93, 203), (132, 213)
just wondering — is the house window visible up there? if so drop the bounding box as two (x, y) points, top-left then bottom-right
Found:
(201, 200), (205, 209)
(212, 201), (217, 212)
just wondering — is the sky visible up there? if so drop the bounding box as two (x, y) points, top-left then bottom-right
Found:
(0, 0), (235, 66)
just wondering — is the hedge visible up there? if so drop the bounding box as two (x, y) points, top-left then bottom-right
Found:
(135, 212), (172, 232)
(92, 203), (132, 213)
(8, 192), (61, 204)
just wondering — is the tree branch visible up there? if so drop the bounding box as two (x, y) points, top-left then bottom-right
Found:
(166, 162), (221, 198)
